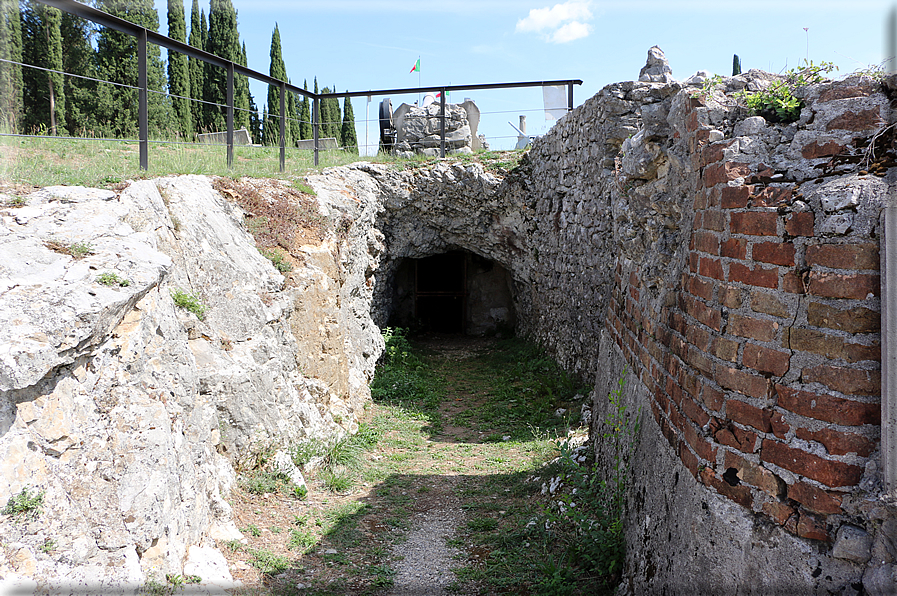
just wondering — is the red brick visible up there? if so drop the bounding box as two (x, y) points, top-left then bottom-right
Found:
(682, 397), (711, 427)
(729, 262), (779, 289)
(785, 212), (814, 237)
(659, 411), (679, 452)
(710, 336), (739, 362)
(795, 427), (876, 457)
(716, 426), (758, 453)
(686, 110), (699, 133)
(681, 371), (700, 399)
(807, 271), (880, 299)
(702, 210), (726, 232)
(775, 385), (880, 426)
(803, 365), (881, 396)
(782, 271), (807, 294)
(752, 186), (793, 208)
(680, 442), (699, 478)
(725, 451), (784, 497)
(704, 162), (752, 187)
(787, 481), (843, 515)
(701, 383), (725, 411)
(684, 295), (723, 331)
(688, 276), (715, 301)
(753, 242), (796, 267)
(743, 343), (790, 376)
(787, 328), (880, 363)
(716, 366), (771, 398)
(801, 141), (845, 159)
(699, 256), (724, 280)
(762, 501), (797, 526)
(731, 211), (778, 236)
(693, 231), (720, 255)
(720, 238), (747, 259)
(686, 324), (711, 352)
(689, 251), (699, 273)
(721, 186), (751, 209)
(687, 348), (714, 377)
(728, 399), (773, 432)
(719, 285), (742, 308)
(703, 469), (753, 508)
(751, 292), (790, 318)
(818, 86), (872, 102)
(728, 314), (778, 341)
(770, 411), (791, 439)
(683, 420), (717, 462)
(806, 244), (879, 270)
(796, 511), (830, 542)
(701, 142), (728, 167)
(760, 439), (863, 487)
(807, 302), (879, 334)
(825, 108), (883, 132)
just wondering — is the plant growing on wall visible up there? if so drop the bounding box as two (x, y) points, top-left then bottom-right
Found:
(739, 60), (837, 123)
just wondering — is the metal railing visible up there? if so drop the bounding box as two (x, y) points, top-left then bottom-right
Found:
(27, 0), (580, 172)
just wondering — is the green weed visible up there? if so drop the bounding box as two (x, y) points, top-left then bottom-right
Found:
(96, 271), (131, 287)
(169, 288), (209, 320)
(260, 248), (292, 273)
(2, 486), (45, 521)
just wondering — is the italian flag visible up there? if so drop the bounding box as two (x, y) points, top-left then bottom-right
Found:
(410, 59), (420, 73)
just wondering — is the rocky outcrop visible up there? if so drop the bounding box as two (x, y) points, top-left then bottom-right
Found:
(0, 175), (383, 592)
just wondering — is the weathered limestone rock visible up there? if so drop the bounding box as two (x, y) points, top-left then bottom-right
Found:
(639, 45), (674, 83)
(0, 175), (383, 590)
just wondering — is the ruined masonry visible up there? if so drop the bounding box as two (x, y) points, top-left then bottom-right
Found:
(1, 47), (896, 594)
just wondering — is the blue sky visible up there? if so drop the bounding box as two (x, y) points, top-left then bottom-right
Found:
(153, 0), (894, 153)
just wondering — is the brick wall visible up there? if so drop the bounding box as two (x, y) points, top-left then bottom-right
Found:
(605, 95), (886, 542)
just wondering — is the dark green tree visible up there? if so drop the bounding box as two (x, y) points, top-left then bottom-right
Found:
(264, 24), (287, 146)
(298, 79), (311, 140)
(188, 2), (206, 130)
(167, 0), (192, 139)
(20, 2), (64, 135)
(287, 90), (300, 146)
(203, 0), (247, 132)
(93, 0), (169, 138)
(0, 0), (23, 131)
(60, 12), (96, 136)
(318, 86), (336, 140)
(341, 94), (357, 154)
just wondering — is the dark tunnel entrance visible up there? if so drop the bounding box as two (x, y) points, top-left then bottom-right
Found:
(390, 251), (516, 335)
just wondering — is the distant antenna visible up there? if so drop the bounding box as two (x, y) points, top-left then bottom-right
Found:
(732, 54), (742, 76)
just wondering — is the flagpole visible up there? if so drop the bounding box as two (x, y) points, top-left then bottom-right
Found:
(418, 55), (421, 105)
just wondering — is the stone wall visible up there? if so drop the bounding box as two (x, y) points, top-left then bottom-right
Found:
(331, 59), (896, 593)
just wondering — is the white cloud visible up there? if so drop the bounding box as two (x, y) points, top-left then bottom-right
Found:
(515, 1), (593, 43)
(550, 21), (592, 43)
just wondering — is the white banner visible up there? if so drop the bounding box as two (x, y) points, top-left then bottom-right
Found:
(543, 85), (567, 121)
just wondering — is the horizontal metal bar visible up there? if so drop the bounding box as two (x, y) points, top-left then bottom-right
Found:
(320, 80), (583, 99)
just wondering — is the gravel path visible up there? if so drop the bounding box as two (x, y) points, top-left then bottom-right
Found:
(386, 503), (464, 596)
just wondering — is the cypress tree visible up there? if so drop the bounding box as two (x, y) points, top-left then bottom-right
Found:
(261, 104), (267, 144)
(204, 0), (245, 132)
(248, 89), (260, 144)
(298, 79), (311, 140)
(44, 5), (64, 135)
(287, 90), (300, 146)
(94, 0), (169, 138)
(186, 0), (204, 132)
(341, 94), (357, 154)
(20, 2), (64, 134)
(0, 0), (22, 132)
(265, 24), (287, 146)
(320, 86), (340, 141)
(60, 12), (95, 136)
(167, 0), (192, 139)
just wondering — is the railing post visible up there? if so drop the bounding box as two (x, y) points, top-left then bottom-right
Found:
(226, 62), (234, 169)
(279, 82), (286, 173)
(138, 28), (148, 171)
(313, 97), (319, 167)
(567, 83), (573, 113)
(439, 88), (446, 158)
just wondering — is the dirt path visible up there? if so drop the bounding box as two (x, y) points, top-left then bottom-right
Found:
(221, 334), (590, 596)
